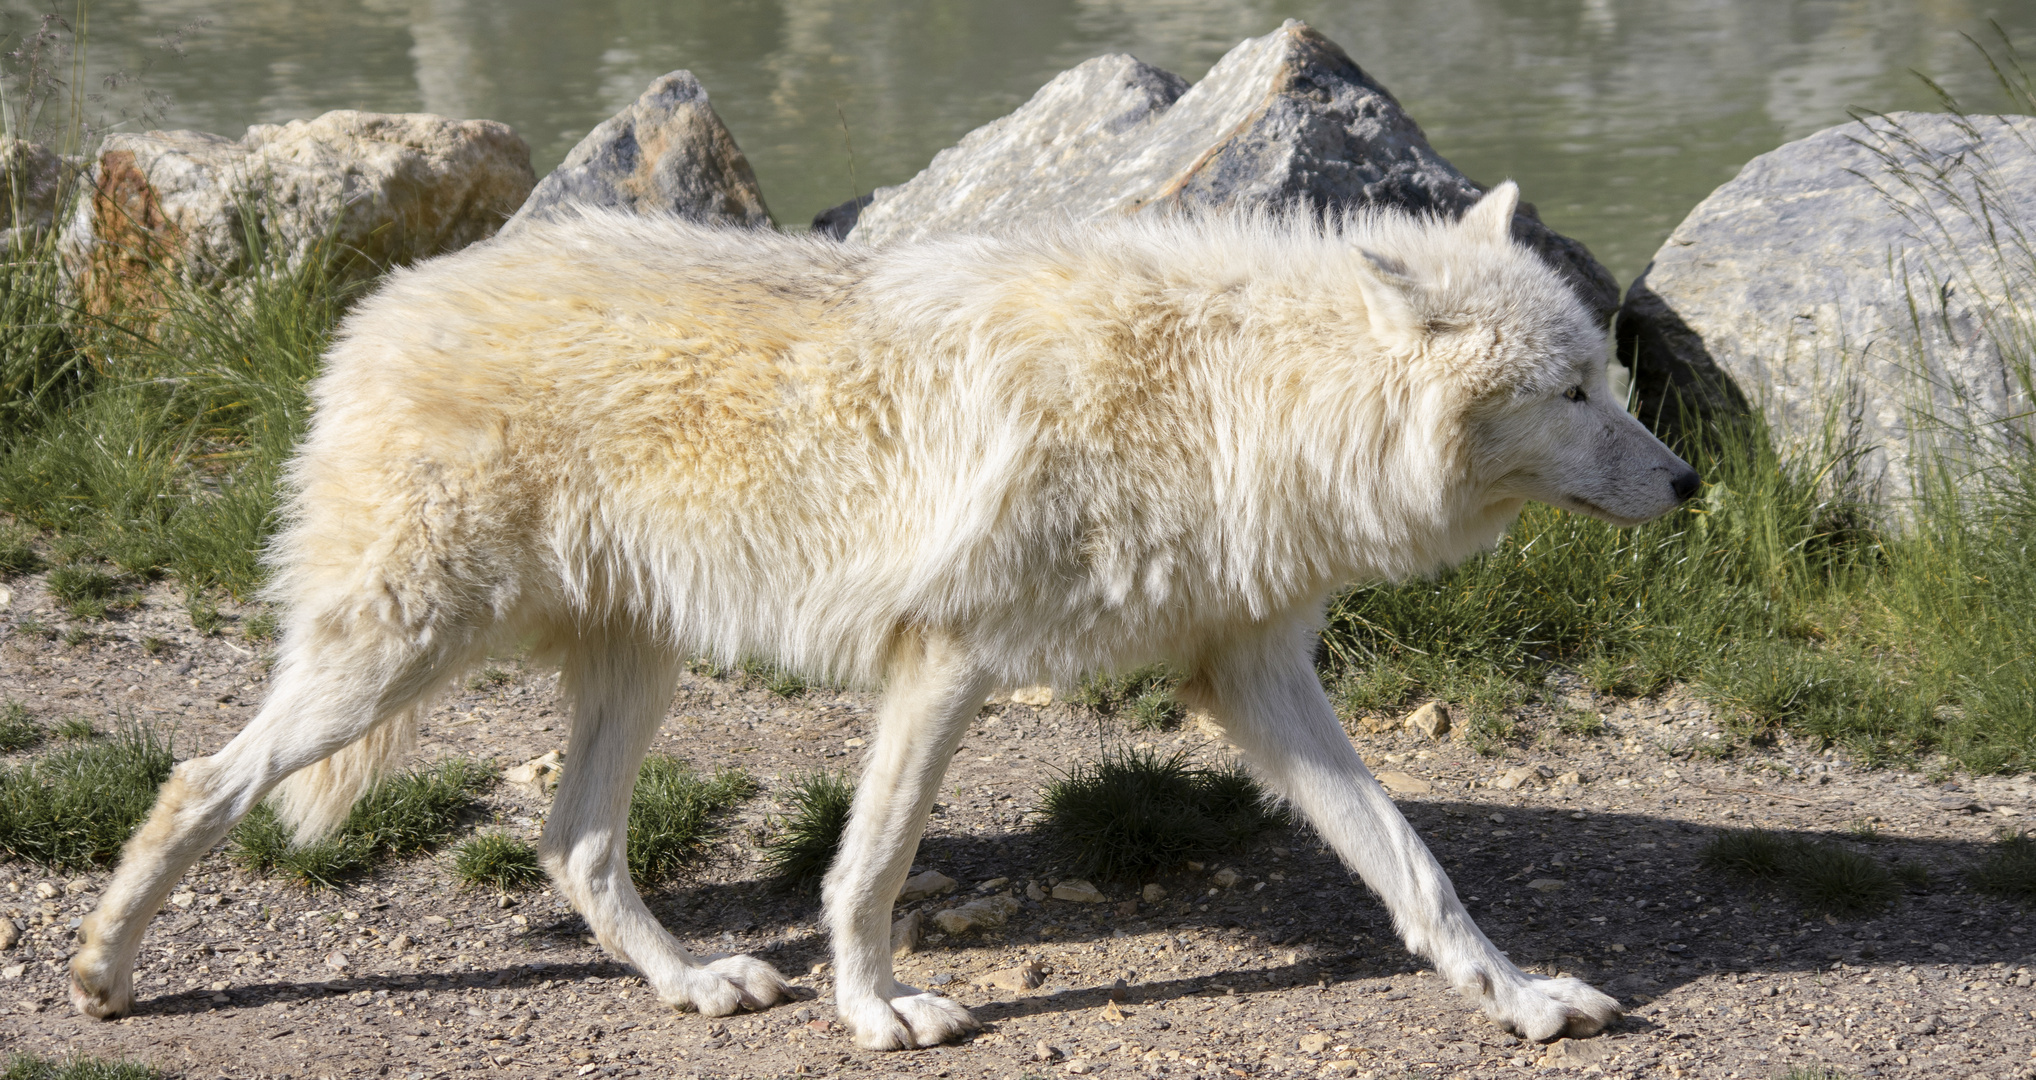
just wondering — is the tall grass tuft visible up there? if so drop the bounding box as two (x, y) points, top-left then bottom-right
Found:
(0, 701), (41, 753)
(0, 201), (356, 600)
(453, 832), (545, 892)
(625, 756), (754, 887)
(1074, 666), (1185, 731)
(0, 720), (173, 870)
(1968, 829), (2036, 903)
(1701, 829), (1898, 917)
(1035, 749), (1288, 882)
(230, 758), (494, 888)
(762, 769), (856, 893)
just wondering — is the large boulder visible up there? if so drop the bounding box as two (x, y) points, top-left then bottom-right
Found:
(1618, 112), (2036, 504)
(847, 20), (1618, 322)
(504, 71), (770, 233)
(0, 139), (79, 250)
(59, 111), (534, 315)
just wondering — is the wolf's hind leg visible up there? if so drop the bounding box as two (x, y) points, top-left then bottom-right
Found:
(539, 626), (789, 1017)
(1181, 617), (1621, 1042)
(70, 630), (470, 1019)
(822, 630), (992, 1050)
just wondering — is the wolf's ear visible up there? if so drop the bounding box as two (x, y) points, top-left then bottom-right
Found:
(1355, 247), (1420, 345)
(1462, 181), (1519, 243)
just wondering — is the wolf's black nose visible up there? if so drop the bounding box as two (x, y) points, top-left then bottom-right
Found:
(1671, 469), (1701, 503)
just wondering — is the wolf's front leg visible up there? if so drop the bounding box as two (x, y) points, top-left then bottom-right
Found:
(1182, 617), (1621, 1042)
(822, 631), (993, 1050)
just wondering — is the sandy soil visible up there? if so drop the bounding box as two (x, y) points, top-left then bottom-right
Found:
(2, 571), (2034, 1080)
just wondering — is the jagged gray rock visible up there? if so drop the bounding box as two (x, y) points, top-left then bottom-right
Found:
(0, 139), (78, 249)
(1618, 112), (2036, 505)
(59, 111), (533, 314)
(507, 71), (769, 232)
(849, 20), (1617, 322)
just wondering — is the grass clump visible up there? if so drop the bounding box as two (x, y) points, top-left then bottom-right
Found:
(735, 658), (807, 698)
(1700, 829), (1798, 880)
(53, 716), (93, 740)
(762, 769), (856, 893)
(1786, 844), (1898, 916)
(241, 610), (277, 643)
(0, 531), (39, 577)
(45, 562), (122, 619)
(0, 198), (356, 599)
(0, 701), (40, 753)
(1035, 749), (1288, 882)
(0, 720), (174, 870)
(1700, 828), (1897, 916)
(452, 832), (545, 892)
(1968, 829), (2036, 902)
(1074, 666), (1184, 730)
(1, 1055), (160, 1080)
(626, 756), (754, 886)
(1331, 662), (1419, 719)
(230, 758), (495, 888)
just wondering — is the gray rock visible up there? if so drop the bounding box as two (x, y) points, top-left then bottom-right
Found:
(848, 21), (1616, 322)
(1618, 112), (2036, 505)
(810, 193), (872, 240)
(60, 111), (534, 315)
(508, 72), (768, 232)
(0, 139), (79, 249)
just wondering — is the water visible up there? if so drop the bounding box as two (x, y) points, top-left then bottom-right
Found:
(12, 0), (2033, 284)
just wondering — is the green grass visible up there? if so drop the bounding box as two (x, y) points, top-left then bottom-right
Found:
(229, 758), (495, 888)
(1329, 663), (1418, 719)
(0, 701), (40, 753)
(1, 1055), (160, 1080)
(452, 832), (545, 892)
(1968, 829), (2036, 902)
(762, 769), (856, 893)
(0, 200), (355, 603)
(1074, 666), (1185, 731)
(0, 720), (174, 870)
(626, 755), (755, 886)
(53, 716), (94, 741)
(736, 658), (807, 698)
(1035, 749), (1289, 882)
(0, 530), (39, 577)
(1700, 829), (1898, 916)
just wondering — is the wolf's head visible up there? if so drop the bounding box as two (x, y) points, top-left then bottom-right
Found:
(1349, 183), (1700, 527)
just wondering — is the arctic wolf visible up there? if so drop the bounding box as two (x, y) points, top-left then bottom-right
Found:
(72, 182), (1698, 1049)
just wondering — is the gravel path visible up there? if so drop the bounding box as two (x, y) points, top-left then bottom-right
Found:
(2, 573), (2033, 1080)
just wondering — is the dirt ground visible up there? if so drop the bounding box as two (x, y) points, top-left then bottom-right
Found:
(2, 571), (2034, 1080)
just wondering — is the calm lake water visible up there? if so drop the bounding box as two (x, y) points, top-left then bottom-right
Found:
(14, 0), (2034, 284)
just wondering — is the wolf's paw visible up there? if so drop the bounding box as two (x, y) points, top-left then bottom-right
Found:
(1485, 973), (1621, 1041)
(838, 984), (979, 1050)
(69, 946), (133, 1020)
(665, 955), (791, 1016)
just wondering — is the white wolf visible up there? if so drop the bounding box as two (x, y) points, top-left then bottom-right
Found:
(72, 182), (1697, 1049)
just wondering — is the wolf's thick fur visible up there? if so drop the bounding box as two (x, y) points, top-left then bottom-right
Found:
(73, 184), (1697, 1048)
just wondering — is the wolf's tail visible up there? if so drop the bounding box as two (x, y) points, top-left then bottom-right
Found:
(267, 704), (421, 843)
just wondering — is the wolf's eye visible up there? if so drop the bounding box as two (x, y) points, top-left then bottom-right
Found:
(1563, 386), (1587, 403)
